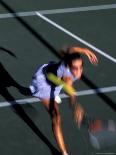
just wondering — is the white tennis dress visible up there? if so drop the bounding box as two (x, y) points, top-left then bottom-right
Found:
(29, 62), (77, 100)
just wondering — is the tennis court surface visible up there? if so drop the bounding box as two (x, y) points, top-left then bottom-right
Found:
(0, 0), (116, 155)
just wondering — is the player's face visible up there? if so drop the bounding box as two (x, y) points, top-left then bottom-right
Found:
(70, 59), (83, 79)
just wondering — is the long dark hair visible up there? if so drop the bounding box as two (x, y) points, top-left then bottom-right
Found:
(60, 46), (83, 67)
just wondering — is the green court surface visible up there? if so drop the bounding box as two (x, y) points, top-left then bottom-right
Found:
(0, 0), (116, 13)
(0, 0), (116, 155)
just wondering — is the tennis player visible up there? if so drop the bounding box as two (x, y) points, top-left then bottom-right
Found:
(29, 46), (98, 155)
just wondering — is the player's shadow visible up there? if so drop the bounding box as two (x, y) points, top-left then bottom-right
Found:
(0, 62), (31, 96)
(0, 46), (60, 154)
(0, 62), (61, 155)
(0, 46), (31, 96)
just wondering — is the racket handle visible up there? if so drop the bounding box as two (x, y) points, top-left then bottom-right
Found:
(47, 73), (76, 96)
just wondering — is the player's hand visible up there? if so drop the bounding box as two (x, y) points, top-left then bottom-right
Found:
(74, 104), (85, 129)
(84, 48), (98, 65)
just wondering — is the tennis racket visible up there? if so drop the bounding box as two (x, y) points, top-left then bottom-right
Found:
(47, 73), (85, 129)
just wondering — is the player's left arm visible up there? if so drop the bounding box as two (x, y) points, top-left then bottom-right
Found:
(69, 46), (98, 65)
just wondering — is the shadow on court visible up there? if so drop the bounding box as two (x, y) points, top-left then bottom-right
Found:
(0, 62), (31, 96)
(0, 47), (30, 95)
(0, 47), (61, 154)
(0, 62), (61, 155)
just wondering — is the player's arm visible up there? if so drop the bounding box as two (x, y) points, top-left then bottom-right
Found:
(63, 76), (77, 107)
(63, 76), (84, 128)
(69, 46), (98, 65)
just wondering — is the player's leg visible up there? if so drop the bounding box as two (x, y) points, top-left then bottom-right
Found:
(41, 99), (68, 155)
(50, 101), (68, 155)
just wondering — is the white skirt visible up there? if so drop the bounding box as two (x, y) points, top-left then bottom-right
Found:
(29, 64), (63, 100)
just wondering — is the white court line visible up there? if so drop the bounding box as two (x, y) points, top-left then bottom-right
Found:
(0, 85), (116, 108)
(0, 4), (116, 19)
(36, 11), (116, 63)
(96, 153), (115, 155)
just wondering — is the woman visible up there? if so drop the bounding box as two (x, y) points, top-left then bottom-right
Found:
(29, 46), (98, 155)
